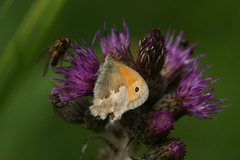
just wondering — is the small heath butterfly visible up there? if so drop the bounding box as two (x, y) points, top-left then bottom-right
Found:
(90, 55), (149, 121)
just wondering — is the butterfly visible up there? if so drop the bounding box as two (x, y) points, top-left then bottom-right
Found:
(90, 55), (149, 121)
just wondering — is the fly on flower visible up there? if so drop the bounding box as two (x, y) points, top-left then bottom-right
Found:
(36, 37), (71, 77)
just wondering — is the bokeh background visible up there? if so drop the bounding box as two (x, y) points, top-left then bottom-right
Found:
(0, 0), (239, 159)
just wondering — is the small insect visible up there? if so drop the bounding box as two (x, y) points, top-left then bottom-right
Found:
(51, 92), (68, 115)
(36, 37), (71, 76)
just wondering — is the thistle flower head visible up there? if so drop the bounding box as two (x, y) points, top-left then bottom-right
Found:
(157, 61), (228, 120)
(161, 29), (203, 83)
(176, 61), (228, 119)
(98, 20), (131, 60)
(52, 35), (99, 102)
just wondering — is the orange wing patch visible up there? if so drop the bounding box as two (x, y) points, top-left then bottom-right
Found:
(114, 62), (143, 104)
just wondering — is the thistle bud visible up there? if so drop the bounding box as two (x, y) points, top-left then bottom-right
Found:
(51, 92), (89, 124)
(131, 110), (173, 145)
(140, 138), (186, 160)
(135, 28), (166, 75)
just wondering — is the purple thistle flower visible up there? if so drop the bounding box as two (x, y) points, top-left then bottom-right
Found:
(98, 20), (131, 60)
(177, 61), (228, 119)
(52, 34), (99, 102)
(161, 29), (203, 83)
(157, 61), (228, 120)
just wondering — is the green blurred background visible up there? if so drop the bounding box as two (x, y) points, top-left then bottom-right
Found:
(0, 0), (239, 159)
